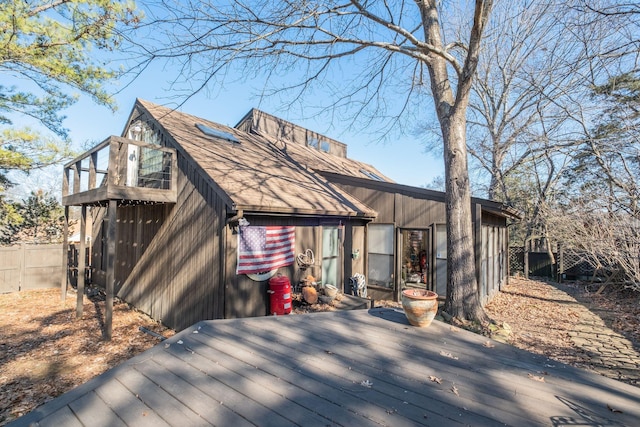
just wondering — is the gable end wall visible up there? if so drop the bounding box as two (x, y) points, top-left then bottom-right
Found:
(116, 153), (227, 330)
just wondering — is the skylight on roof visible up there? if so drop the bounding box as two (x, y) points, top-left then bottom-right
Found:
(196, 123), (239, 143)
(360, 169), (384, 181)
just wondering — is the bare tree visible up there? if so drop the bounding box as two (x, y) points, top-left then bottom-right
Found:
(547, 197), (640, 293)
(131, 0), (494, 322)
(463, 0), (633, 203)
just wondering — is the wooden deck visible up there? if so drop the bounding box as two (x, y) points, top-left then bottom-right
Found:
(11, 308), (640, 426)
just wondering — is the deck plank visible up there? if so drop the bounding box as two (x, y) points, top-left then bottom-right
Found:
(93, 374), (170, 427)
(198, 314), (530, 426)
(115, 368), (211, 426)
(185, 326), (465, 426)
(35, 406), (83, 427)
(68, 391), (127, 427)
(133, 358), (255, 427)
(161, 335), (343, 427)
(151, 348), (299, 427)
(8, 308), (640, 427)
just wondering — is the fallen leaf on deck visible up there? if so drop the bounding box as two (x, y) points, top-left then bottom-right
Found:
(527, 373), (545, 382)
(440, 350), (459, 360)
(607, 404), (623, 413)
(451, 385), (459, 396)
(429, 376), (442, 384)
(360, 380), (373, 388)
(483, 341), (495, 348)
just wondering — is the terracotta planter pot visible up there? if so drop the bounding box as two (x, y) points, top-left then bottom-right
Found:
(401, 289), (438, 327)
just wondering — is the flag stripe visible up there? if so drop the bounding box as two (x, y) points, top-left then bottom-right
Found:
(237, 226), (296, 275)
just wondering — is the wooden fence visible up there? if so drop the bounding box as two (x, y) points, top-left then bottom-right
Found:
(509, 246), (601, 281)
(509, 247), (558, 278)
(0, 244), (64, 293)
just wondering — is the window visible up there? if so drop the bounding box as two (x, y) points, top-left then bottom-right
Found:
(307, 136), (330, 152)
(128, 120), (161, 145)
(401, 229), (429, 287)
(138, 148), (172, 189)
(367, 224), (394, 288)
(196, 123), (239, 143)
(322, 227), (340, 287)
(360, 169), (385, 181)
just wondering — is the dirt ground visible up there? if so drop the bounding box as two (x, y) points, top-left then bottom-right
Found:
(486, 277), (639, 361)
(1, 277), (639, 425)
(0, 288), (175, 425)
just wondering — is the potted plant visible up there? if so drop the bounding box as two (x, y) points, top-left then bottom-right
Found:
(401, 289), (438, 327)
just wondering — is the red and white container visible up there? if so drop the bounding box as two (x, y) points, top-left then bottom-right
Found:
(268, 275), (292, 315)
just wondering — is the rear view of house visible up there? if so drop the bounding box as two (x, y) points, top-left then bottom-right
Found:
(62, 99), (517, 332)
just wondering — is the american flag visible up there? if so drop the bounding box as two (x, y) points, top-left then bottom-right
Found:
(236, 226), (296, 275)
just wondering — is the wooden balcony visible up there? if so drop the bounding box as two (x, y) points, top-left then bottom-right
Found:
(62, 136), (177, 206)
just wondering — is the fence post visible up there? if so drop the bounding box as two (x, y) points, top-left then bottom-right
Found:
(19, 244), (26, 291)
(558, 243), (564, 283)
(524, 245), (529, 279)
(61, 206), (69, 301)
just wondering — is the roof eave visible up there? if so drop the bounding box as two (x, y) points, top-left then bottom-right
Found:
(230, 204), (377, 220)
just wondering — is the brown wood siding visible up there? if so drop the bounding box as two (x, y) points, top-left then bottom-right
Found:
(479, 223), (508, 305)
(334, 184), (446, 227)
(113, 204), (166, 290)
(397, 194), (446, 228)
(481, 211), (505, 226)
(336, 185), (397, 223)
(116, 154), (226, 331)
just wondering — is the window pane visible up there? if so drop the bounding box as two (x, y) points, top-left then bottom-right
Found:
(368, 253), (394, 288)
(368, 224), (394, 254)
(322, 227), (339, 286)
(436, 224), (447, 259)
(322, 257), (338, 287)
(323, 227), (339, 257)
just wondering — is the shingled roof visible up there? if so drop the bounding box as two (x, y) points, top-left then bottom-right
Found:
(235, 108), (393, 182)
(132, 99), (377, 218)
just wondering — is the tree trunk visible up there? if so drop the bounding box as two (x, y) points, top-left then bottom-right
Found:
(441, 111), (489, 323)
(418, 0), (492, 324)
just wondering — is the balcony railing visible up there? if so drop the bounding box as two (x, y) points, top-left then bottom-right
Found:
(62, 136), (177, 206)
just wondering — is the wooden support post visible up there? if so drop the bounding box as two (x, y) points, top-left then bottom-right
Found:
(77, 205), (87, 318)
(505, 227), (511, 286)
(343, 220), (353, 295)
(393, 193), (402, 301)
(89, 152), (97, 191)
(558, 243), (564, 283)
(62, 167), (69, 199)
(61, 206), (69, 302)
(394, 227), (402, 301)
(73, 161), (81, 194)
(104, 199), (117, 340)
(474, 203), (483, 296)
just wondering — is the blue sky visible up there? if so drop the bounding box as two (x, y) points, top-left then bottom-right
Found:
(58, 67), (445, 189)
(10, 77), (445, 199)
(7, 9), (449, 200)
